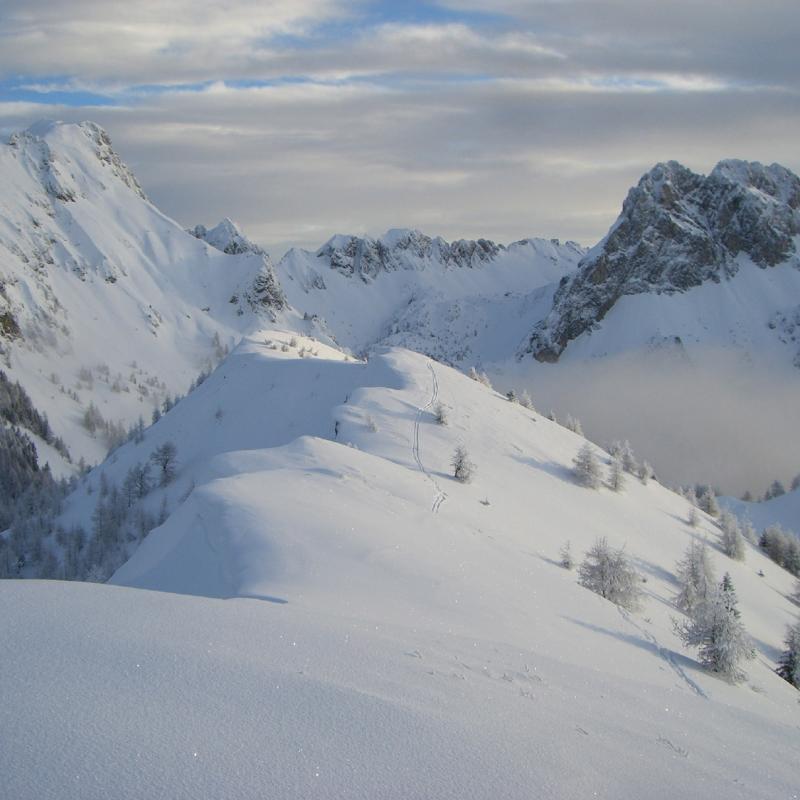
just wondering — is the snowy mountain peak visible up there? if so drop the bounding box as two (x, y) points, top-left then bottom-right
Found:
(525, 159), (800, 362)
(10, 120), (147, 202)
(190, 217), (266, 256)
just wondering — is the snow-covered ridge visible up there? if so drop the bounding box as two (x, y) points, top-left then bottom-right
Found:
(525, 159), (800, 362)
(3, 334), (798, 798)
(276, 233), (585, 360)
(313, 228), (584, 281)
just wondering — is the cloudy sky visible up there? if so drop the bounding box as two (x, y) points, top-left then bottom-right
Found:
(1, 0), (798, 253)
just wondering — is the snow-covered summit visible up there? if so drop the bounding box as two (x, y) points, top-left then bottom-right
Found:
(190, 217), (266, 256)
(10, 120), (148, 202)
(525, 159), (800, 362)
(0, 120), (289, 464)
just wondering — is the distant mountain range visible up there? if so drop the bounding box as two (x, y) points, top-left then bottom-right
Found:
(1, 120), (798, 497)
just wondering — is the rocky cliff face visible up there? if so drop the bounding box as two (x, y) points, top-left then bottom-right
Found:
(317, 229), (506, 280)
(525, 160), (800, 362)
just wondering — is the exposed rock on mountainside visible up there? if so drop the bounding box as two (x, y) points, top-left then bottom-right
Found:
(190, 218), (265, 256)
(525, 160), (800, 362)
(191, 218), (286, 312)
(315, 228), (583, 281)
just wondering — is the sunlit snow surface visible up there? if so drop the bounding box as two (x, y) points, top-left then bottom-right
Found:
(2, 338), (798, 799)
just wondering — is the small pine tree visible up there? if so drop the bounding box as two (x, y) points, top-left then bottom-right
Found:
(451, 445), (475, 484)
(506, 389), (518, 403)
(767, 480), (786, 500)
(572, 443), (601, 489)
(620, 440), (637, 474)
(674, 541), (715, 615)
(777, 619), (800, 688)
(699, 488), (720, 518)
(719, 511), (746, 561)
(150, 441), (178, 487)
(433, 402), (448, 425)
(638, 461), (652, 485)
(559, 540), (574, 570)
(519, 390), (534, 410)
(578, 537), (643, 611)
(688, 506), (700, 528)
(676, 574), (754, 682)
(564, 414), (584, 436)
(608, 455), (625, 492)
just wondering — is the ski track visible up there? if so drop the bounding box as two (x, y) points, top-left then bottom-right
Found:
(617, 606), (708, 700)
(413, 364), (447, 513)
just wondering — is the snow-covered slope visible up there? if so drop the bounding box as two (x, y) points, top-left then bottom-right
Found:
(723, 488), (800, 538)
(276, 231), (584, 360)
(3, 335), (797, 798)
(0, 121), (285, 465)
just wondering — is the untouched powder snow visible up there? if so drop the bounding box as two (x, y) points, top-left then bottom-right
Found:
(2, 335), (799, 799)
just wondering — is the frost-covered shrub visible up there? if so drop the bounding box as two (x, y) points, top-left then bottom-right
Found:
(451, 445), (475, 483)
(578, 538), (643, 611)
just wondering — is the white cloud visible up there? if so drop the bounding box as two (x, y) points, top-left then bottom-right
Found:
(1, 1), (799, 254)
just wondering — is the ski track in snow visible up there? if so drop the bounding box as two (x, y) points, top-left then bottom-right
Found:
(413, 363), (448, 513)
(617, 605), (707, 700)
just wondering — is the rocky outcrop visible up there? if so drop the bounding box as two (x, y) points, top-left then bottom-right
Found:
(317, 229), (505, 280)
(191, 219), (287, 312)
(524, 160), (800, 362)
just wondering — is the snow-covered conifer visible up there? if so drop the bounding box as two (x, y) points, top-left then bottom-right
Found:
(688, 505), (699, 528)
(674, 541), (715, 615)
(620, 440), (637, 474)
(578, 537), (643, 611)
(699, 488), (720, 517)
(572, 443), (601, 489)
(676, 574), (754, 682)
(719, 511), (746, 561)
(766, 480), (786, 500)
(564, 414), (584, 436)
(777, 619), (800, 688)
(433, 402), (448, 425)
(608, 455), (625, 492)
(451, 445), (475, 484)
(150, 441), (178, 487)
(638, 461), (652, 485)
(506, 389), (517, 403)
(519, 390), (534, 410)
